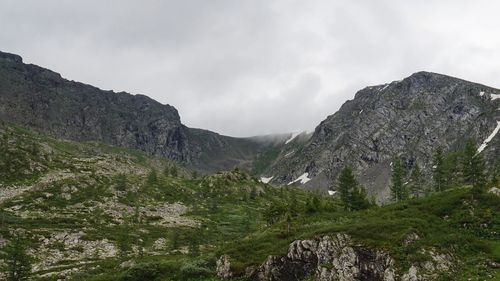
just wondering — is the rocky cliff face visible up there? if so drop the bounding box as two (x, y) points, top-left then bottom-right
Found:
(265, 72), (500, 201)
(0, 51), (280, 172)
(219, 234), (454, 281)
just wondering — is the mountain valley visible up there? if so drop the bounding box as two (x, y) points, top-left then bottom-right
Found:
(0, 51), (498, 281)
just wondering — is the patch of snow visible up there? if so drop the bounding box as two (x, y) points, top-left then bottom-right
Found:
(479, 91), (485, 97)
(287, 172), (311, 185)
(477, 121), (500, 153)
(491, 93), (500, 100)
(284, 151), (294, 157)
(390, 162), (393, 167)
(327, 190), (337, 196)
(379, 84), (390, 91)
(285, 132), (301, 144)
(260, 176), (273, 184)
(359, 109), (364, 114)
(404, 181), (409, 185)
(432, 165), (437, 169)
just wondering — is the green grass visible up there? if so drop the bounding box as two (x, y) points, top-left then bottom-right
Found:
(0, 122), (498, 281)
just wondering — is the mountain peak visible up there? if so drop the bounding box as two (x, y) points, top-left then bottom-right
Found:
(0, 50), (23, 63)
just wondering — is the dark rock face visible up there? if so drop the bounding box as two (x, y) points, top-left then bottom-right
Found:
(266, 71), (500, 202)
(0, 51), (276, 172)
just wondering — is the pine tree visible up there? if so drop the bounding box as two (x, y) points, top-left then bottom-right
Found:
(432, 147), (446, 192)
(471, 153), (486, 192)
(350, 185), (371, 210)
(285, 213), (292, 236)
(336, 166), (370, 210)
(305, 194), (321, 214)
(146, 169), (158, 187)
(170, 231), (179, 250)
(409, 163), (423, 198)
(390, 158), (407, 202)
(443, 151), (460, 188)
(461, 139), (486, 190)
(337, 166), (357, 209)
(188, 238), (200, 257)
(489, 166), (499, 188)
(2, 236), (32, 281)
(461, 139), (476, 185)
(287, 190), (299, 217)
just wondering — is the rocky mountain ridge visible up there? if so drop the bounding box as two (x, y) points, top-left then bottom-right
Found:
(0, 50), (286, 173)
(263, 71), (500, 201)
(1, 50), (499, 202)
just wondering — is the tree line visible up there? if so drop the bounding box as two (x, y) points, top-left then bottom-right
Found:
(335, 138), (498, 209)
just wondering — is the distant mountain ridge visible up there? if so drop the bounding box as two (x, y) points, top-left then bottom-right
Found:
(0, 50), (286, 173)
(263, 71), (500, 201)
(1, 51), (499, 201)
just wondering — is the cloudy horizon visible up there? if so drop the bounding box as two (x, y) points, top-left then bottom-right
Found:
(2, 0), (500, 137)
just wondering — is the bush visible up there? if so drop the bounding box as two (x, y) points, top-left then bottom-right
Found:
(119, 262), (176, 281)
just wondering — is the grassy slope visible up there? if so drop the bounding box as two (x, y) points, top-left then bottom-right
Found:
(0, 122), (498, 281)
(222, 188), (499, 280)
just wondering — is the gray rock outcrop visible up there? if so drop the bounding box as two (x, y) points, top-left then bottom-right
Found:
(240, 234), (453, 281)
(0, 51), (281, 173)
(266, 72), (500, 202)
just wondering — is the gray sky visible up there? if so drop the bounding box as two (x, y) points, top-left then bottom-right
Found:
(1, 0), (500, 137)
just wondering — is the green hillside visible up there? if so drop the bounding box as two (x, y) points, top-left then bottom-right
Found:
(0, 122), (498, 281)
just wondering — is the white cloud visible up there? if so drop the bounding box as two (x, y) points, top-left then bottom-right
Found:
(1, 0), (500, 136)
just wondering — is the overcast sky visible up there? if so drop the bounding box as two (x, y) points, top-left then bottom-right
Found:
(1, 0), (500, 136)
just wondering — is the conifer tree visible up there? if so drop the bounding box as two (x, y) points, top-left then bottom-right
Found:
(336, 166), (370, 210)
(443, 152), (460, 188)
(489, 166), (499, 188)
(146, 169), (158, 187)
(350, 185), (371, 210)
(2, 235), (32, 281)
(188, 239), (200, 257)
(288, 190), (299, 217)
(409, 163), (423, 198)
(432, 147), (446, 192)
(390, 158), (407, 202)
(337, 166), (357, 209)
(461, 139), (486, 190)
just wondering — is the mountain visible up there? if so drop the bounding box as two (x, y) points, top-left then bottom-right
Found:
(263, 72), (500, 202)
(0, 50), (286, 173)
(2, 50), (499, 202)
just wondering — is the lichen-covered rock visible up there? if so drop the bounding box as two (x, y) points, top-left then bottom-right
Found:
(216, 255), (233, 280)
(402, 232), (420, 246)
(489, 187), (500, 196)
(248, 234), (394, 281)
(246, 234), (454, 281)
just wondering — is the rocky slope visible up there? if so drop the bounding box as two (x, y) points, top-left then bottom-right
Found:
(0, 122), (297, 280)
(219, 234), (454, 281)
(264, 72), (500, 201)
(0, 51), (285, 173)
(0, 122), (498, 281)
